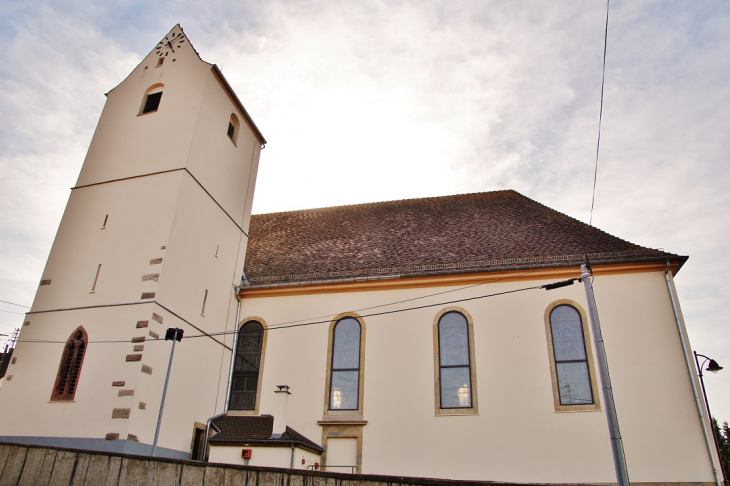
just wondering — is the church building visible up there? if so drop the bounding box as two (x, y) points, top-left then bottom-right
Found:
(0, 26), (723, 486)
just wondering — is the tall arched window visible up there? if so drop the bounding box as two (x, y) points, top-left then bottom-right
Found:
(437, 311), (474, 409)
(329, 317), (362, 411)
(229, 320), (264, 411)
(51, 327), (88, 401)
(544, 301), (600, 411)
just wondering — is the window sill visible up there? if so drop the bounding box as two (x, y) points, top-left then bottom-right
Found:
(435, 408), (479, 416)
(48, 400), (76, 403)
(226, 410), (258, 416)
(554, 406), (602, 413)
(318, 416), (367, 426)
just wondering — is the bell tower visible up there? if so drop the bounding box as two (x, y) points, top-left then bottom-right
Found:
(0, 25), (265, 458)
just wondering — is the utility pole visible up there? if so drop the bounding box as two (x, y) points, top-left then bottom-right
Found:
(581, 262), (629, 486)
(0, 328), (20, 378)
(151, 327), (184, 457)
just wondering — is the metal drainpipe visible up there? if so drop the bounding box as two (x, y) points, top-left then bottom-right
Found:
(202, 413), (224, 462)
(201, 284), (243, 462)
(665, 260), (722, 486)
(224, 285), (243, 413)
(290, 442), (295, 469)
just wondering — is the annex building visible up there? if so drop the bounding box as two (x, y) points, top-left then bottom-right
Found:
(0, 25), (722, 486)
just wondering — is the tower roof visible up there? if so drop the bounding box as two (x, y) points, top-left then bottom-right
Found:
(244, 190), (685, 287)
(106, 24), (266, 144)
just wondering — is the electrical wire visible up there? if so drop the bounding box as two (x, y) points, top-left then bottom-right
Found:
(15, 278), (570, 345)
(589, 0), (610, 227)
(0, 309), (26, 315)
(0, 299), (30, 308)
(260, 270), (535, 328)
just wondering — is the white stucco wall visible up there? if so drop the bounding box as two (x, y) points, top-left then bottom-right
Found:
(234, 268), (717, 483)
(209, 445), (321, 470)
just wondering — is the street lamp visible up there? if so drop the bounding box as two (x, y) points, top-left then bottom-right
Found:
(694, 351), (726, 483)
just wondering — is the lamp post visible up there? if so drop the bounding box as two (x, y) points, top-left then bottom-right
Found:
(694, 351), (726, 484)
(151, 327), (184, 457)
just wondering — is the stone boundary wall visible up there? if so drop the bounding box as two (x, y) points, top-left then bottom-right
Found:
(0, 442), (714, 486)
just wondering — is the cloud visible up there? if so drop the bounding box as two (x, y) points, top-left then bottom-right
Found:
(1, 0), (730, 419)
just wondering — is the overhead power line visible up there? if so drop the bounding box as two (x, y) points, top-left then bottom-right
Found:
(0, 299), (30, 309)
(16, 277), (579, 345)
(589, 0), (610, 227)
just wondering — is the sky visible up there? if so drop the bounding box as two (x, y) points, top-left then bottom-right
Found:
(1, 0), (729, 425)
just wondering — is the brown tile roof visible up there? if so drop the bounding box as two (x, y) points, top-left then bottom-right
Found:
(209, 415), (324, 453)
(244, 190), (686, 287)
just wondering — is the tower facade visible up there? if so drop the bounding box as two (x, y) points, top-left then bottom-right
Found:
(0, 25), (265, 458)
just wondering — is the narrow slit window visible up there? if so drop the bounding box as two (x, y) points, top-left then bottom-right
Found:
(201, 289), (208, 315)
(215, 245), (219, 258)
(102, 215), (108, 228)
(91, 264), (101, 292)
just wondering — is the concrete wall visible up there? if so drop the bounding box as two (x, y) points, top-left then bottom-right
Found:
(235, 267), (719, 484)
(0, 442), (715, 486)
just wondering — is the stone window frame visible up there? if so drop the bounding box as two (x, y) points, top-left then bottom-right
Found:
(433, 307), (479, 416)
(544, 300), (601, 412)
(322, 312), (366, 417)
(51, 326), (88, 402)
(227, 316), (268, 416)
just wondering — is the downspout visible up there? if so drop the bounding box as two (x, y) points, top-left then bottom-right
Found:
(291, 442), (295, 469)
(665, 260), (722, 486)
(203, 283), (243, 462)
(202, 413), (224, 462)
(224, 283), (244, 413)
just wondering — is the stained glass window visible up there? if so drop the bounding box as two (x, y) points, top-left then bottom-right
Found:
(230, 321), (264, 410)
(550, 305), (594, 405)
(330, 318), (361, 410)
(438, 312), (472, 408)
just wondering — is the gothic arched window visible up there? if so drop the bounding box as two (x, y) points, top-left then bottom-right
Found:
(229, 320), (265, 411)
(51, 327), (88, 401)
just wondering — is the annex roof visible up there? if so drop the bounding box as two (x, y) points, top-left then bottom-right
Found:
(209, 415), (324, 454)
(244, 190), (686, 288)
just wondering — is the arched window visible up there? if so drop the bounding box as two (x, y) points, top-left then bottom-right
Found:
(227, 113), (240, 145)
(329, 317), (362, 411)
(51, 327), (88, 401)
(545, 301), (600, 411)
(437, 311), (474, 409)
(139, 84), (164, 115)
(229, 320), (265, 411)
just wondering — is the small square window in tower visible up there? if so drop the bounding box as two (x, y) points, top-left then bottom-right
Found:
(228, 114), (240, 145)
(142, 92), (163, 114)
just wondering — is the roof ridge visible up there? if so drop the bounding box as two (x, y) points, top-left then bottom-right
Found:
(252, 189), (519, 216)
